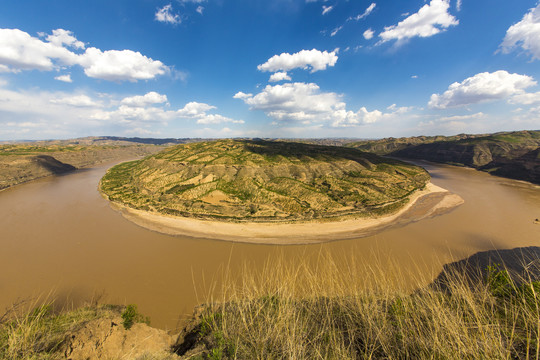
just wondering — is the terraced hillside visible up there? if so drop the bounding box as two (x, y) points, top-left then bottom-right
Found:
(100, 140), (430, 222)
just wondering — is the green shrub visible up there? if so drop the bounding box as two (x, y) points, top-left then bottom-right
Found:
(121, 304), (150, 330)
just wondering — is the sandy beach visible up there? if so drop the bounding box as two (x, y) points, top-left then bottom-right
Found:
(107, 182), (464, 244)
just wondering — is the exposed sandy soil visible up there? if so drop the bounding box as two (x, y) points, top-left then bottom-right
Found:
(62, 315), (177, 360)
(108, 182), (464, 244)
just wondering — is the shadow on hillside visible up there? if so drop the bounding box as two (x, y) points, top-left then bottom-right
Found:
(243, 140), (401, 166)
(431, 246), (540, 291)
(33, 155), (76, 174)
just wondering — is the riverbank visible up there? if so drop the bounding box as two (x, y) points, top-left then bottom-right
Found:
(108, 182), (464, 244)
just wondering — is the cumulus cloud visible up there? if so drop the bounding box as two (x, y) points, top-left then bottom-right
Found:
(348, 3), (376, 21)
(177, 101), (216, 117)
(155, 4), (181, 25)
(234, 82), (388, 127)
(500, 4), (540, 61)
(379, 0), (458, 44)
(363, 28), (375, 40)
(177, 101), (244, 124)
(233, 92), (253, 100)
(54, 74), (72, 83)
(196, 6), (204, 15)
(322, 5), (333, 15)
(428, 70), (536, 109)
(0, 28), (169, 82)
(0, 28), (79, 72)
(78, 48), (168, 82)
(269, 71), (292, 82)
(257, 49), (338, 73)
(44, 29), (85, 49)
(121, 92), (168, 107)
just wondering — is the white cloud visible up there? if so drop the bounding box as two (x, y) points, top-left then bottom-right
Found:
(155, 4), (181, 25)
(269, 71), (292, 82)
(177, 101), (215, 117)
(379, 0), (458, 44)
(348, 3), (376, 21)
(0, 87), (109, 140)
(411, 75), (418, 79)
(322, 5), (333, 15)
(176, 101), (244, 124)
(330, 26), (343, 37)
(387, 103), (413, 114)
(257, 49), (338, 73)
(428, 70), (537, 109)
(438, 112), (486, 122)
(0, 86), (242, 139)
(54, 74), (72, 83)
(456, 0), (462, 11)
(92, 99), (243, 126)
(195, 114), (244, 125)
(0, 28), (79, 72)
(233, 92), (253, 100)
(45, 29), (85, 49)
(509, 91), (540, 105)
(234, 82), (388, 127)
(78, 47), (168, 82)
(196, 6), (204, 15)
(363, 28), (375, 40)
(121, 92), (168, 107)
(0, 28), (169, 82)
(500, 4), (540, 61)
(50, 94), (100, 107)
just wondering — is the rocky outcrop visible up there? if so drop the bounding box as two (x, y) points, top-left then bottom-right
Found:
(62, 316), (177, 360)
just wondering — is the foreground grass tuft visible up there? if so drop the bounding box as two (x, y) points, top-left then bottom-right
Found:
(177, 253), (540, 359)
(0, 300), (140, 360)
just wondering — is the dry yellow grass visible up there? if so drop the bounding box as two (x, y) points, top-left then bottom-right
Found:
(178, 251), (540, 359)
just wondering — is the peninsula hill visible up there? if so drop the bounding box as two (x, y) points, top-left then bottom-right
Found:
(100, 140), (431, 223)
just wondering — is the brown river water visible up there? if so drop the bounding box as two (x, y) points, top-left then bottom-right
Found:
(1, 160), (539, 330)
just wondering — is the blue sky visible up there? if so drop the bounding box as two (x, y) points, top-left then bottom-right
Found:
(0, 0), (539, 140)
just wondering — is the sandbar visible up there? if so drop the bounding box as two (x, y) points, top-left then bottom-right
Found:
(105, 182), (464, 244)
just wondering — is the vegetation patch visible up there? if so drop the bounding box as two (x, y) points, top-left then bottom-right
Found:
(100, 140), (430, 222)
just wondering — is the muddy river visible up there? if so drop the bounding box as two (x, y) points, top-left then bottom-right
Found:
(1, 160), (539, 330)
